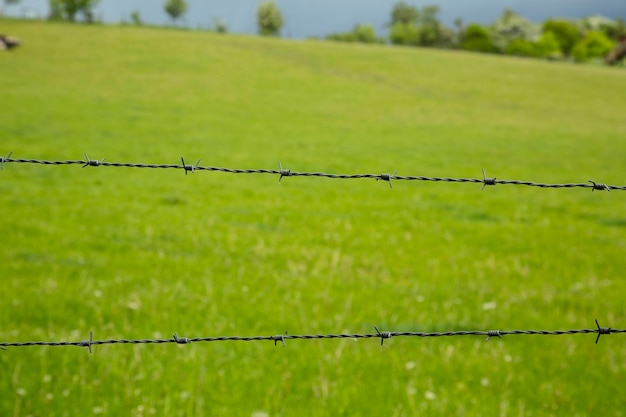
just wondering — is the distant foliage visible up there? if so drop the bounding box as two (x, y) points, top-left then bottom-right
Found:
(390, 1), (419, 26)
(582, 15), (616, 33)
(388, 4), (449, 48)
(48, 0), (63, 20)
(601, 18), (626, 41)
(542, 19), (580, 56)
(581, 16), (626, 42)
(164, 0), (187, 24)
(212, 18), (228, 34)
(505, 39), (538, 57)
(389, 22), (421, 46)
(47, 0), (99, 22)
(327, 24), (383, 44)
(572, 31), (615, 62)
(490, 8), (540, 52)
(505, 31), (561, 59)
(257, 1), (283, 36)
(130, 10), (142, 26)
(461, 24), (497, 53)
(534, 31), (562, 59)
(417, 5), (443, 47)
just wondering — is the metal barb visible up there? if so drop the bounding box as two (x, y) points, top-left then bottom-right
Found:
(0, 151), (13, 170)
(485, 330), (502, 342)
(82, 153), (105, 168)
(278, 162), (291, 183)
(589, 180), (610, 192)
(595, 319), (611, 344)
(375, 326), (392, 346)
(482, 168), (497, 190)
(181, 157), (201, 175)
(80, 331), (94, 354)
(173, 333), (191, 344)
(273, 331), (287, 347)
(377, 171), (397, 188)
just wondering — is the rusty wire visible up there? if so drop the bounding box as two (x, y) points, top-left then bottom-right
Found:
(0, 153), (623, 191)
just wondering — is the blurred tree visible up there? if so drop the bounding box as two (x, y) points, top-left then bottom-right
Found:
(48, 0), (63, 20)
(453, 17), (464, 41)
(490, 8), (539, 52)
(327, 24), (382, 44)
(505, 32), (561, 59)
(572, 30), (614, 62)
(130, 10), (142, 26)
(582, 15), (615, 32)
(542, 19), (580, 56)
(353, 24), (378, 43)
(390, 1), (419, 26)
(505, 38), (538, 57)
(388, 4), (448, 47)
(461, 24), (497, 53)
(212, 18), (228, 33)
(418, 5), (441, 46)
(326, 31), (355, 42)
(47, 0), (99, 22)
(594, 17), (626, 41)
(613, 18), (626, 40)
(437, 26), (455, 48)
(164, 0), (187, 24)
(534, 31), (562, 59)
(454, 17), (463, 32)
(257, 1), (283, 36)
(388, 22), (420, 46)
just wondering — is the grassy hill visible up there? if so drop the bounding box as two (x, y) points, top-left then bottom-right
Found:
(1, 20), (625, 416)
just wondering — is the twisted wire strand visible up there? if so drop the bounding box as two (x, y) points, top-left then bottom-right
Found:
(1, 325), (623, 351)
(2, 157), (624, 190)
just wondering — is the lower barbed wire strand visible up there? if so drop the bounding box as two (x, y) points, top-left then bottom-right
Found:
(1, 327), (625, 350)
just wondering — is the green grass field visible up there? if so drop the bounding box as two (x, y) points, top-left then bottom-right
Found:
(1, 20), (625, 416)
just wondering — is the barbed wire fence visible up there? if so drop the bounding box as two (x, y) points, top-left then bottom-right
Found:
(1, 321), (623, 353)
(2, 155), (624, 354)
(1, 153), (624, 191)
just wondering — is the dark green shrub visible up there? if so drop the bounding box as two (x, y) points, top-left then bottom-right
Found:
(535, 31), (563, 58)
(327, 25), (382, 44)
(389, 22), (421, 46)
(257, 1), (283, 36)
(353, 24), (378, 43)
(505, 39), (539, 57)
(542, 19), (580, 55)
(572, 31), (615, 62)
(326, 32), (356, 43)
(461, 24), (497, 53)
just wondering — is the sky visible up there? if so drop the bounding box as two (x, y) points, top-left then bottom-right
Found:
(4, 0), (626, 38)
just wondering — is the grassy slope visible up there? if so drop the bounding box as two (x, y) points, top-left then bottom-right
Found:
(1, 20), (625, 416)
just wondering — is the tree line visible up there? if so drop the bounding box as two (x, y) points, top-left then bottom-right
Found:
(4, 0), (624, 64)
(326, 2), (626, 65)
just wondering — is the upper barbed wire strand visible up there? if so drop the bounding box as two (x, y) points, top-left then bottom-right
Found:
(2, 156), (625, 190)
